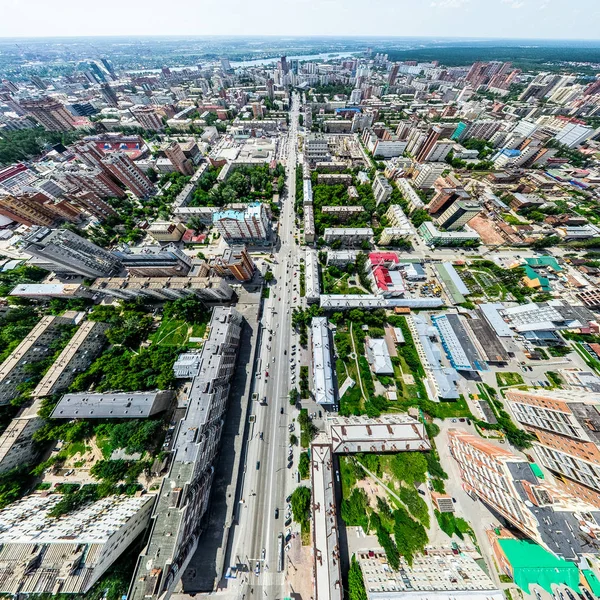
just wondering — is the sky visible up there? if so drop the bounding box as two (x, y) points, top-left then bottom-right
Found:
(0, 0), (598, 40)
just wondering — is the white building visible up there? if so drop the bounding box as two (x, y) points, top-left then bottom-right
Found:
(0, 493), (154, 595)
(395, 178), (424, 212)
(311, 317), (335, 405)
(213, 202), (270, 242)
(413, 163), (446, 190)
(372, 174), (393, 205)
(554, 122), (594, 148)
(324, 228), (373, 247)
(305, 249), (320, 303)
(366, 338), (394, 375)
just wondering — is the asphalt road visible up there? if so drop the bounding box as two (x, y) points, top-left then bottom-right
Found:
(227, 92), (302, 600)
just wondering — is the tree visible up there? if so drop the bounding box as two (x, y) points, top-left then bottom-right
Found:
(187, 216), (206, 235)
(348, 556), (368, 600)
(390, 452), (428, 485)
(298, 452), (310, 479)
(290, 486), (311, 525)
(264, 271), (274, 282)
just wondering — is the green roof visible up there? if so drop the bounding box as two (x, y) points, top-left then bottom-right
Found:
(525, 256), (563, 272)
(498, 539), (579, 594)
(529, 462), (545, 479)
(583, 569), (600, 596)
(523, 265), (551, 292)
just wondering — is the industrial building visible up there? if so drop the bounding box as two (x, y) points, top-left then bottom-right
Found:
(0, 493), (154, 595)
(91, 276), (233, 302)
(432, 313), (485, 372)
(311, 317), (335, 405)
(448, 429), (600, 561)
(32, 320), (108, 398)
(418, 221), (480, 247)
(0, 315), (75, 405)
(129, 307), (242, 600)
(9, 283), (94, 300)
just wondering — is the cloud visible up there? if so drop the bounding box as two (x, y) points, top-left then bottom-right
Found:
(430, 0), (469, 7)
(502, 0), (525, 7)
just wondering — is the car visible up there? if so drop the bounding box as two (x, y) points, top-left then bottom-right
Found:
(418, 489), (426, 496)
(280, 407), (284, 414)
(466, 419), (471, 425)
(261, 548), (266, 560)
(255, 562), (260, 576)
(452, 497), (457, 503)
(451, 418), (457, 423)
(318, 411), (322, 418)
(284, 350), (287, 355)
(265, 371), (269, 377)
(256, 461), (260, 470)
(286, 494), (292, 503)
(287, 461), (293, 469)
(565, 591), (577, 600)
(275, 508), (279, 519)
(285, 518), (292, 527)
(458, 418), (466, 422)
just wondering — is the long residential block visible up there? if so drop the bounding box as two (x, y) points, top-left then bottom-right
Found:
(129, 307), (242, 600)
(0, 315), (75, 405)
(91, 276), (234, 302)
(32, 320), (109, 398)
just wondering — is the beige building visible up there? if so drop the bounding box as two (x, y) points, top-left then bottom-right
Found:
(148, 221), (187, 242)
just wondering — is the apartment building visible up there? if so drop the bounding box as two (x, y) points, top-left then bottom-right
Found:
(304, 204), (316, 244)
(418, 222), (480, 247)
(32, 321), (109, 398)
(435, 200), (481, 231)
(0, 415), (45, 474)
(321, 206), (364, 221)
(312, 317), (335, 405)
(213, 202), (270, 243)
(164, 142), (194, 175)
(102, 152), (155, 198)
(0, 315), (75, 405)
(323, 228), (373, 247)
(129, 307), (243, 600)
(413, 163), (446, 189)
(20, 96), (76, 131)
(0, 191), (58, 226)
(212, 245), (255, 282)
(21, 227), (123, 277)
(305, 248), (320, 303)
(305, 134), (330, 163)
(448, 429), (600, 560)
(373, 173), (393, 205)
(130, 105), (164, 131)
(316, 174), (352, 186)
(91, 276), (233, 302)
(57, 164), (127, 199)
(506, 389), (600, 507)
(0, 493), (154, 595)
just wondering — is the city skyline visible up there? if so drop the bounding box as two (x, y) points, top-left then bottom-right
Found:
(1, 0), (599, 40)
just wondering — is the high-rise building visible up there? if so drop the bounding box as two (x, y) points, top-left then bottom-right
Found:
(19, 97), (76, 131)
(213, 244), (255, 281)
(130, 105), (164, 131)
(448, 429), (600, 561)
(0, 93), (27, 116)
(388, 63), (400, 86)
(129, 307), (242, 600)
(413, 163), (446, 190)
(251, 101), (264, 119)
(0, 192), (57, 226)
(164, 142), (194, 175)
(100, 57), (117, 80)
(101, 152), (154, 198)
(415, 126), (442, 162)
(266, 79), (274, 101)
(506, 389), (600, 508)
(349, 89), (362, 104)
(213, 202), (270, 242)
(100, 83), (119, 107)
(58, 164), (127, 199)
(72, 141), (108, 171)
(435, 200), (480, 230)
(67, 190), (118, 220)
(21, 227), (123, 278)
(372, 174), (393, 205)
(280, 56), (288, 74)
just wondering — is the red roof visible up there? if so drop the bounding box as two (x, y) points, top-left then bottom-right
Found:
(372, 265), (392, 291)
(369, 252), (399, 264)
(182, 229), (207, 244)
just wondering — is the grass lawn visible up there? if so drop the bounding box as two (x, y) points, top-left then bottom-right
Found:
(191, 322), (207, 339)
(151, 318), (190, 347)
(495, 372), (524, 387)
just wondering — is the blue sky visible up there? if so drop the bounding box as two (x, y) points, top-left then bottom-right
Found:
(0, 0), (598, 39)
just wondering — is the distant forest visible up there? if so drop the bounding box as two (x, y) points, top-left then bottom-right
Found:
(380, 45), (600, 72)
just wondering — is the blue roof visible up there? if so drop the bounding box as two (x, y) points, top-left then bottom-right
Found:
(335, 107), (361, 113)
